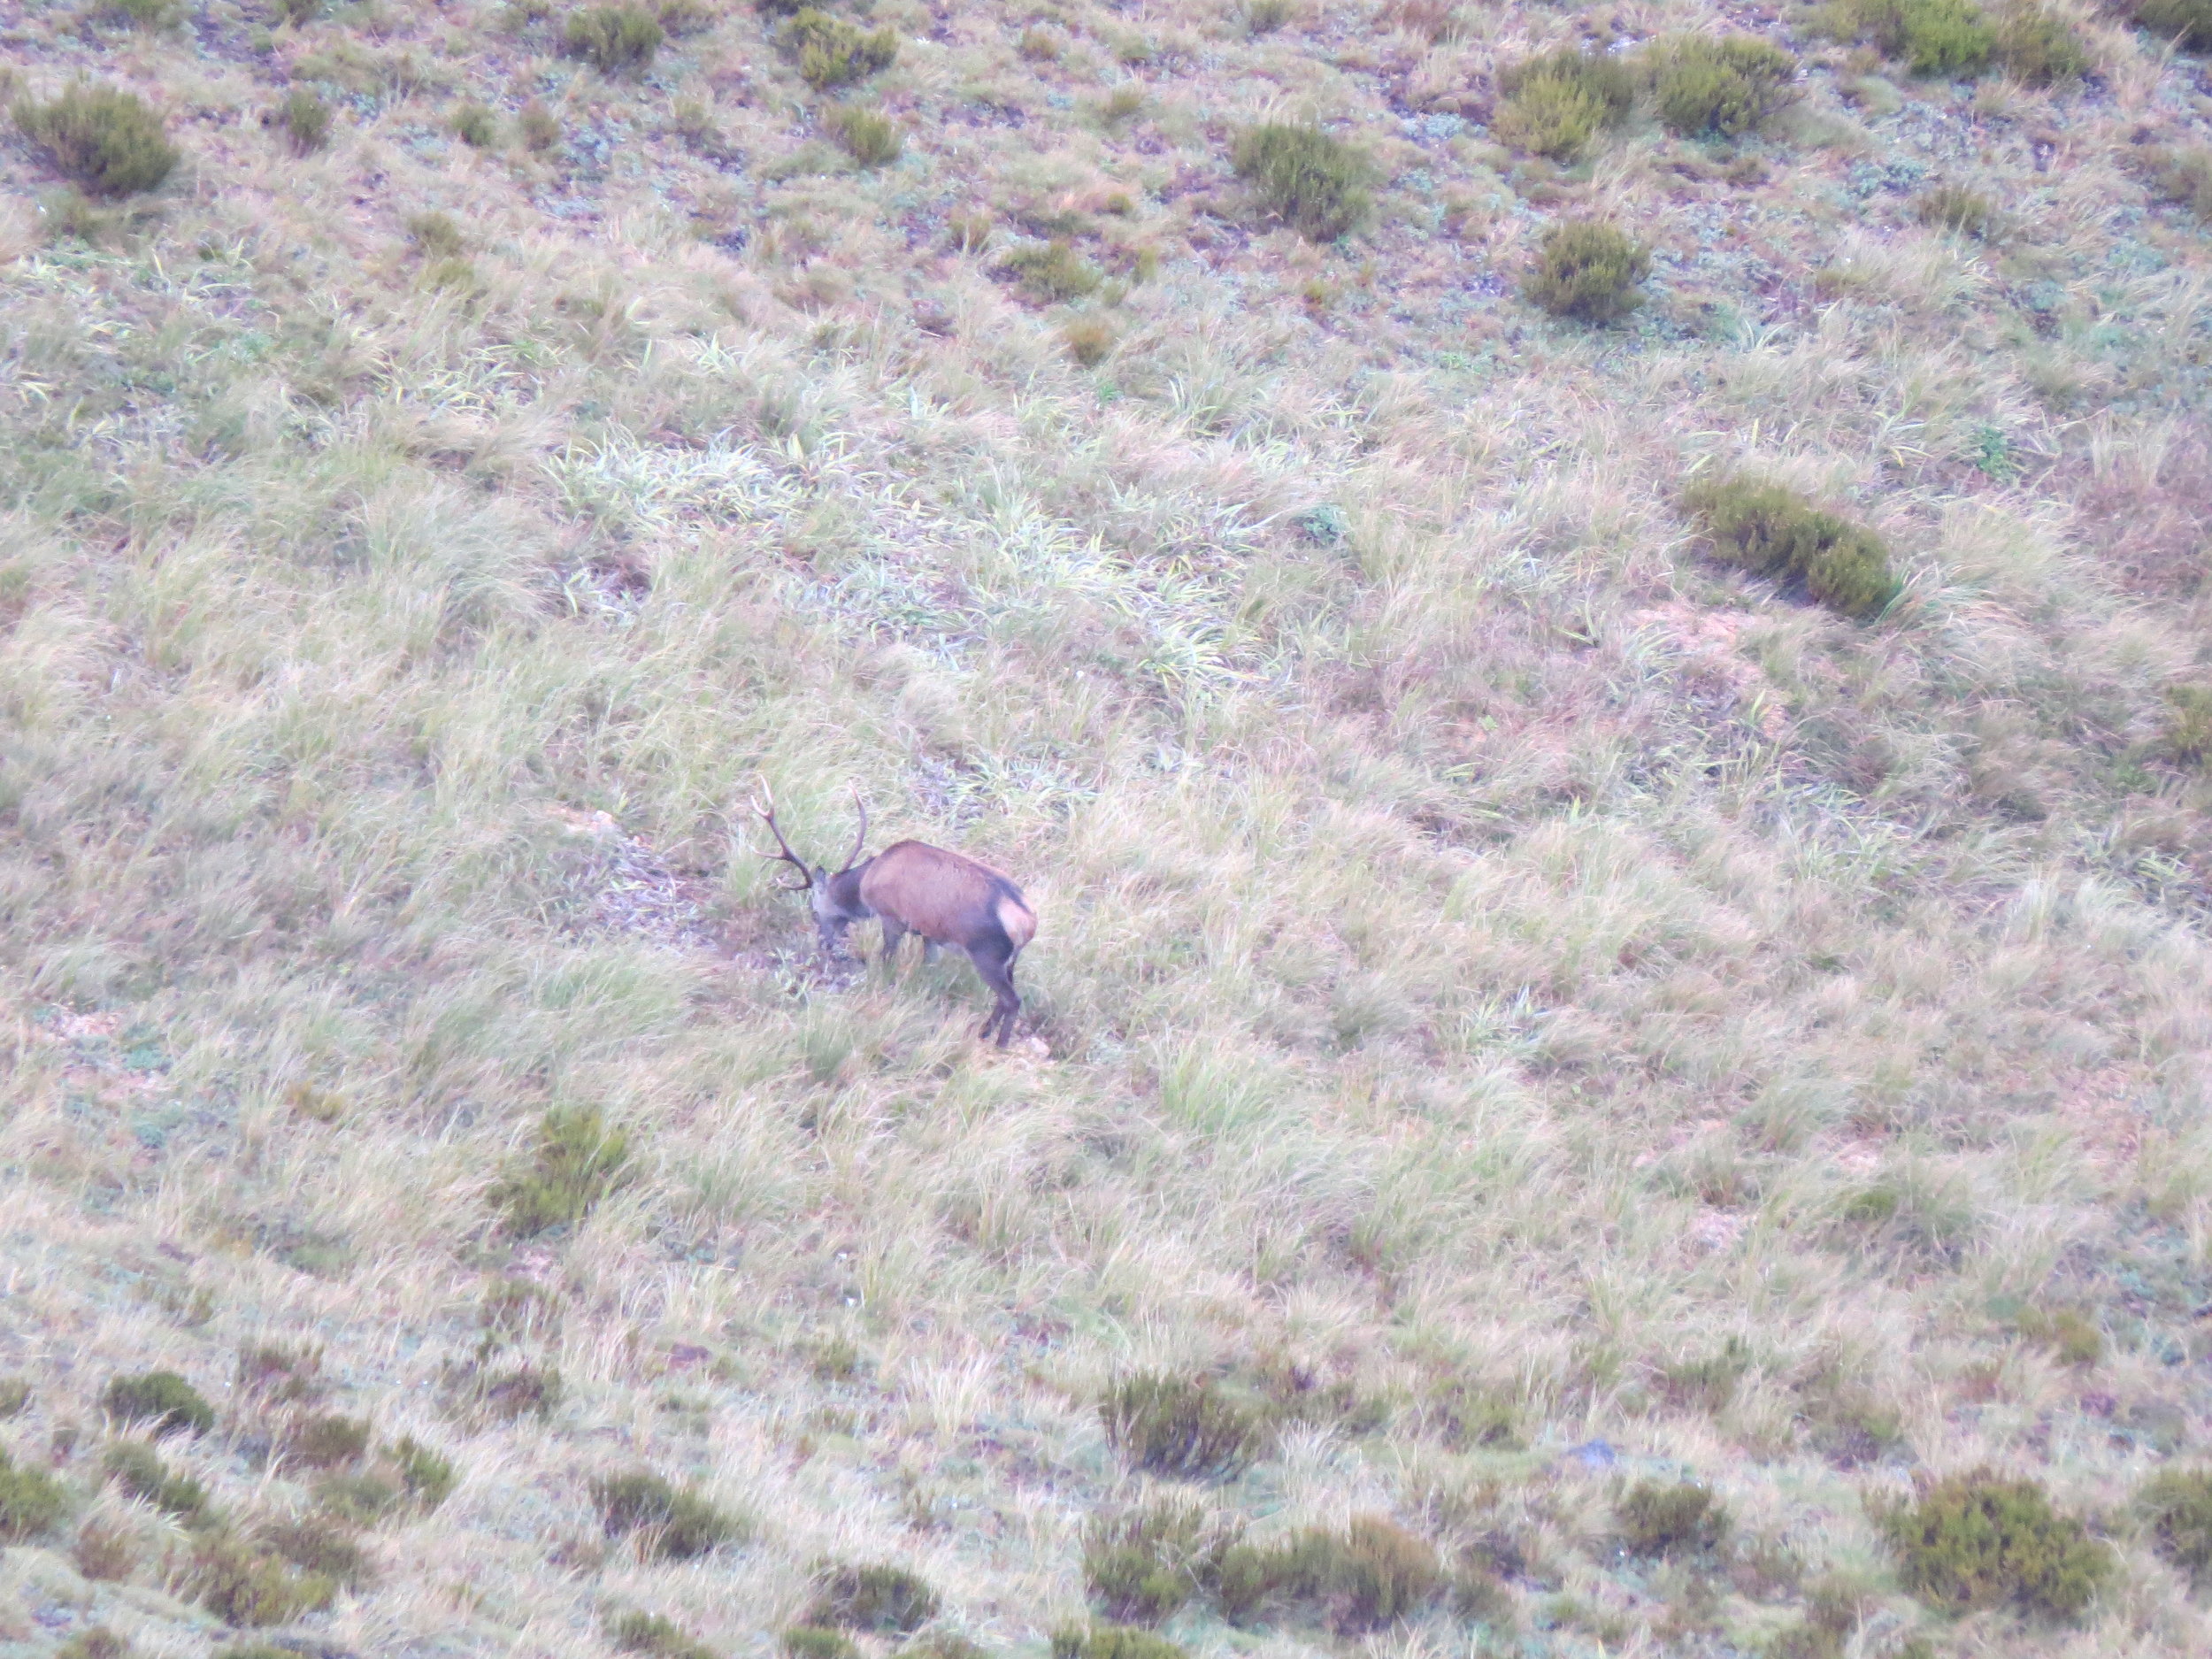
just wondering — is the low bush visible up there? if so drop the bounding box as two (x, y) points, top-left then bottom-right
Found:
(1875, 1470), (2112, 1618)
(1050, 1627), (1186, 1659)
(188, 1532), (337, 1625)
(520, 99), (562, 151)
(1992, 4), (2089, 82)
(1683, 473), (1900, 618)
(2133, 0), (2212, 50)
(1212, 1516), (1443, 1631)
(1006, 241), (1104, 303)
(1525, 219), (1650, 325)
(1101, 1372), (1266, 1479)
(1230, 122), (1375, 241)
(563, 5), (664, 72)
(14, 84), (180, 197)
(261, 1513), (373, 1586)
(313, 1470), (403, 1525)
(1647, 35), (1798, 138)
(452, 101), (499, 148)
(1425, 1380), (1523, 1449)
(270, 88), (332, 155)
(827, 104), (901, 167)
(1844, 0), (1996, 75)
(781, 11), (899, 89)
(395, 1434), (459, 1507)
(2138, 1468), (2212, 1582)
(1494, 48), (1635, 160)
(1916, 183), (1999, 238)
(489, 1103), (633, 1236)
(804, 1562), (941, 1632)
(0, 1448), (70, 1540)
(103, 1442), (211, 1524)
(286, 1412), (370, 1468)
(1084, 1500), (1207, 1622)
(102, 1371), (214, 1438)
(781, 1629), (860, 1659)
(592, 1471), (746, 1561)
(57, 1630), (131, 1659)
(1617, 1480), (1731, 1557)
(1061, 317), (1116, 367)
(614, 1610), (718, 1659)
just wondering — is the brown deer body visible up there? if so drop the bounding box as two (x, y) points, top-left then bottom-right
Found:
(754, 784), (1037, 1047)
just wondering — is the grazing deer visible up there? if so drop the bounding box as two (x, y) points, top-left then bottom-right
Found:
(753, 780), (1037, 1048)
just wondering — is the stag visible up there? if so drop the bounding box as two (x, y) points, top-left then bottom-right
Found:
(753, 780), (1037, 1048)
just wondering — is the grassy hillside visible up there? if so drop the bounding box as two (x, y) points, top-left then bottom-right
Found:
(4, 0), (2212, 1654)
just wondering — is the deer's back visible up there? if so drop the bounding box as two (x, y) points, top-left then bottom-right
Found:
(861, 841), (1034, 950)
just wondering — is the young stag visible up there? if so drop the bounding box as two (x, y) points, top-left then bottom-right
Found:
(753, 781), (1037, 1047)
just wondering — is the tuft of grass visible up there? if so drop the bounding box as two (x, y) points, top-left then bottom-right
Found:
(1647, 35), (1799, 139)
(100, 0), (180, 28)
(188, 1532), (338, 1625)
(0, 1448), (71, 1540)
(452, 102), (499, 148)
(1006, 240), (1103, 303)
(563, 5), (664, 72)
(1617, 1480), (1731, 1557)
(1916, 183), (1999, 239)
(1843, 0), (1996, 75)
(57, 1631), (132, 1659)
(13, 83), (180, 197)
(826, 104), (902, 168)
(782, 1631), (860, 1659)
(1683, 473), (1899, 618)
(1101, 1373), (1265, 1479)
(269, 88), (333, 155)
(804, 1562), (941, 1633)
(2161, 686), (2212, 766)
(313, 1470), (403, 1525)
(1875, 1470), (2111, 1618)
(519, 98), (562, 150)
(1230, 122), (1375, 241)
(2134, 0), (2212, 49)
(102, 1440), (211, 1524)
(406, 210), (466, 258)
(102, 1371), (215, 1438)
(2149, 145), (2212, 219)
(1051, 1628), (1185, 1659)
(2139, 1469), (2212, 1584)
(614, 1609), (718, 1659)
(2014, 1306), (2101, 1365)
(1494, 48), (1636, 161)
(0, 1379), (29, 1418)
(396, 1434), (460, 1507)
(1061, 316), (1116, 367)
(592, 1470), (747, 1561)
(780, 11), (900, 90)
(286, 1411), (371, 1468)
(1992, 4), (2089, 82)
(1240, 0), (1296, 34)
(1525, 219), (1650, 326)
(1083, 1500), (1208, 1623)
(488, 1103), (633, 1236)
(1212, 1516), (1443, 1632)
(262, 1512), (373, 1586)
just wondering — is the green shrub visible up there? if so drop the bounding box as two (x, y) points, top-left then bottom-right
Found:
(1230, 122), (1375, 241)
(1062, 316), (1116, 367)
(1084, 1500), (1207, 1622)
(2134, 0), (2212, 50)
(1006, 240), (1103, 303)
(1617, 1480), (1730, 1557)
(1683, 473), (1900, 618)
(1992, 4), (2089, 81)
(781, 1629), (861, 1659)
(14, 84), (180, 197)
(270, 88), (332, 154)
(287, 1412), (370, 1469)
(313, 1470), (402, 1525)
(1212, 1516), (1443, 1631)
(102, 1442), (211, 1524)
(781, 11), (899, 89)
(0, 1448), (70, 1540)
(804, 1562), (941, 1632)
(1916, 183), (1999, 238)
(1101, 1372), (1265, 1479)
(394, 1434), (459, 1507)
(2138, 1469), (2212, 1582)
(827, 104), (901, 167)
(592, 1471), (746, 1561)
(452, 101), (499, 148)
(1525, 219), (1650, 325)
(488, 1103), (633, 1236)
(563, 5), (664, 72)
(1494, 48), (1635, 160)
(188, 1532), (337, 1625)
(1050, 1627), (1186, 1659)
(1646, 35), (1798, 138)
(1845, 0), (1996, 74)
(615, 1609), (718, 1659)
(1875, 1470), (2112, 1618)
(102, 1371), (215, 1438)
(261, 1513), (373, 1585)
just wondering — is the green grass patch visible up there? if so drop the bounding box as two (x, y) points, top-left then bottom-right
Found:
(2134, 0), (2212, 50)
(1646, 35), (1798, 139)
(1052, 1628), (1184, 1659)
(394, 1434), (459, 1506)
(188, 1532), (338, 1625)
(488, 1103), (633, 1236)
(592, 1470), (747, 1561)
(1875, 1470), (2111, 1618)
(14, 83), (180, 197)
(614, 1609), (718, 1659)
(452, 101), (499, 148)
(803, 1562), (941, 1632)
(1101, 1372), (1266, 1479)
(826, 104), (902, 167)
(1683, 473), (1899, 618)
(0, 1448), (70, 1540)
(563, 5), (664, 72)
(781, 1629), (860, 1659)
(103, 1441), (212, 1524)
(1993, 4), (2090, 82)
(262, 1512), (373, 1586)
(286, 1412), (371, 1468)
(1525, 219), (1650, 326)
(1084, 1500), (1208, 1623)
(1494, 48), (1635, 161)
(1841, 0), (1996, 75)
(2139, 1469), (2212, 1583)
(102, 1371), (215, 1438)
(781, 11), (899, 90)
(1062, 316), (1116, 367)
(1916, 183), (1999, 238)
(1617, 1480), (1730, 1557)
(1006, 240), (1104, 303)
(1211, 1515), (1444, 1632)
(270, 88), (333, 155)
(1230, 123), (1376, 241)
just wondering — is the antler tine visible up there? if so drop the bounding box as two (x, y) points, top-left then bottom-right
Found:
(749, 773), (813, 890)
(841, 783), (869, 874)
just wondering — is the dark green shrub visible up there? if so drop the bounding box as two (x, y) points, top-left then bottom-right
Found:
(269, 88), (332, 155)
(1211, 1516), (1443, 1631)
(1525, 219), (1650, 325)
(14, 84), (180, 197)
(488, 1103), (633, 1236)
(1101, 1372), (1265, 1479)
(563, 5), (665, 72)
(1875, 1470), (2112, 1618)
(1916, 183), (1998, 238)
(781, 11), (899, 89)
(452, 101), (499, 148)
(1006, 240), (1103, 303)
(827, 104), (901, 167)
(1683, 473), (1900, 618)
(781, 1629), (861, 1659)
(1646, 35), (1798, 138)
(261, 1513), (373, 1586)
(1494, 48), (1635, 160)
(1084, 1501), (1207, 1623)
(1992, 4), (2089, 81)
(0, 1448), (69, 1540)
(102, 1371), (214, 1438)
(1050, 1627), (1186, 1659)
(592, 1470), (746, 1561)
(1617, 1480), (1730, 1557)
(2139, 1469), (2212, 1582)
(1230, 122), (1376, 241)
(394, 1434), (459, 1507)
(615, 1609), (718, 1659)
(1845, 0), (1996, 75)
(286, 1412), (370, 1469)
(804, 1562), (941, 1632)
(102, 1442), (211, 1524)
(2134, 0), (2212, 50)
(188, 1532), (337, 1625)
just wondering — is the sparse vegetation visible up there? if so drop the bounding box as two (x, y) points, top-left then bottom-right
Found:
(1230, 122), (1376, 241)
(781, 1629), (861, 1659)
(1525, 220), (1650, 325)
(562, 4), (664, 72)
(1101, 1373), (1265, 1479)
(102, 1371), (215, 1438)
(592, 1471), (747, 1560)
(488, 1103), (633, 1235)
(1683, 472), (1900, 618)
(1494, 47), (1636, 160)
(1876, 1471), (2112, 1618)
(14, 83), (179, 196)
(2150, 144), (2212, 219)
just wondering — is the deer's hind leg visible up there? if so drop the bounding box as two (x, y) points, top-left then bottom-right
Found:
(964, 940), (1021, 1048)
(879, 916), (908, 968)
